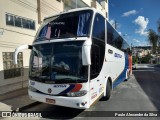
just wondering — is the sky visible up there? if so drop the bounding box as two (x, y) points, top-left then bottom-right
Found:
(109, 0), (160, 47)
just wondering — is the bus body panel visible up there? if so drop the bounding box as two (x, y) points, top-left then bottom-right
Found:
(29, 80), (88, 95)
(29, 80), (90, 109)
(29, 88), (90, 109)
(105, 44), (126, 86)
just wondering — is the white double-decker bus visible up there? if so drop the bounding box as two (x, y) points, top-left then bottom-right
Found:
(14, 7), (132, 109)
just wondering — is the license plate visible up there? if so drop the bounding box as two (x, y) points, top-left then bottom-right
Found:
(46, 98), (55, 104)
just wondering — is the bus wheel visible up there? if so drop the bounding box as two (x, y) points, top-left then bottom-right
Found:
(102, 80), (111, 101)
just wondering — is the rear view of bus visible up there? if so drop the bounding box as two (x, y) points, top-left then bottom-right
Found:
(14, 8), (132, 109)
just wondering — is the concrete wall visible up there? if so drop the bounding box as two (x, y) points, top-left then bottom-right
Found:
(40, 0), (63, 22)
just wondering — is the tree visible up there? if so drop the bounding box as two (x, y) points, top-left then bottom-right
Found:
(148, 29), (158, 54)
(139, 54), (152, 63)
(157, 18), (160, 47)
(157, 18), (160, 33)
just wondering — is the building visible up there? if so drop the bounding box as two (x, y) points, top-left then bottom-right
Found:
(0, 0), (108, 95)
(132, 46), (151, 58)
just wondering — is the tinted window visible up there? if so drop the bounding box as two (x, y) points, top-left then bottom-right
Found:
(107, 21), (130, 53)
(36, 10), (92, 41)
(5, 13), (35, 30)
(90, 44), (100, 79)
(107, 21), (122, 49)
(29, 41), (88, 83)
(22, 19), (30, 29)
(90, 38), (105, 79)
(6, 14), (14, 26)
(14, 16), (22, 27)
(122, 40), (130, 53)
(92, 14), (105, 41)
(30, 20), (35, 30)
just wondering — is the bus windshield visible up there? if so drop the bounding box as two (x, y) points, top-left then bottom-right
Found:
(29, 41), (88, 83)
(35, 10), (93, 42)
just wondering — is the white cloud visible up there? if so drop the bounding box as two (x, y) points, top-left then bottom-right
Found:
(122, 10), (138, 17)
(133, 39), (140, 43)
(133, 16), (149, 36)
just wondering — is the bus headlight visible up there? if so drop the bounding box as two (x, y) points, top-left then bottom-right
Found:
(67, 90), (87, 97)
(29, 86), (37, 92)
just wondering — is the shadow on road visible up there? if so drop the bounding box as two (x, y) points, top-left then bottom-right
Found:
(133, 65), (160, 110)
(21, 105), (84, 119)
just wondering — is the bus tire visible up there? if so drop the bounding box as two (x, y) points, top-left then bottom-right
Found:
(103, 80), (111, 101)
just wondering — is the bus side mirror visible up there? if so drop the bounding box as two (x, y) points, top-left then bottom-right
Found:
(82, 45), (91, 65)
(14, 45), (32, 64)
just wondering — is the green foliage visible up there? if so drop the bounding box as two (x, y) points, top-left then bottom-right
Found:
(132, 56), (138, 64)
(148, 29), (158, 54)
(139, 54), (152, 63)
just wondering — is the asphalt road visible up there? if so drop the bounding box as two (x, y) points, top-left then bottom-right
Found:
(22, 64), (160, 119)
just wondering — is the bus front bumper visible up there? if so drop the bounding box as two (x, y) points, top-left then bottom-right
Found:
(28, 89), (90, 109)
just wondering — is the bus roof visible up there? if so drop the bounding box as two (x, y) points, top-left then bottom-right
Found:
(44, 7), (105, 21)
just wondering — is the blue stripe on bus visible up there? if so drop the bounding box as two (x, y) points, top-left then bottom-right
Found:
(59, 84), (75, 94)
(113, 53), (129, 88)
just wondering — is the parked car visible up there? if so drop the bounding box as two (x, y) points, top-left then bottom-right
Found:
(132, 63), (137, 70)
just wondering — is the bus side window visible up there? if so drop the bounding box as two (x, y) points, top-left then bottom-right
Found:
(107, 21), (114, 45)
(90, 44), (100, 79)
(92, 13), (105, 42)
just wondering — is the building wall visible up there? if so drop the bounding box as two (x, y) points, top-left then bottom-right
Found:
(0, 0), (38, 88)
(91, 0), (108, 18)
(40, 0), (63, 22)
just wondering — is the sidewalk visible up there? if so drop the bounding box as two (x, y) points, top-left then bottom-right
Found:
(0, 94), (41, 120)
(1, 95), (38, 111)
(0, 88), (39, 112)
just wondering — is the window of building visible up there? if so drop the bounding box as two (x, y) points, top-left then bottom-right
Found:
(5, 13), (35, 30)
(22, 19), (30, 29)
(92, 13), (105, 41)
(6, 14), (14, 26)
(14, 16), (22, 27)
(3, 52), (23, 79)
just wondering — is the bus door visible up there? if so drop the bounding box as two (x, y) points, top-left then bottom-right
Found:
(89, 44), (100, 104)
